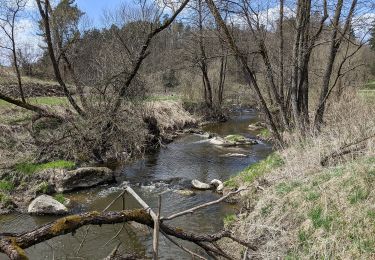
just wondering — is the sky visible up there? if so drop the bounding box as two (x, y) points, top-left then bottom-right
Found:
(0, 0), (374, 66)
(75, 0), (127, 27)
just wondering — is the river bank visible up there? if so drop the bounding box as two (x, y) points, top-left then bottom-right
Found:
(0, 100), (201, 213)
(219, 92), (375, 259)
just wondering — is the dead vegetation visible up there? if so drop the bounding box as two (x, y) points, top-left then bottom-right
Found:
(223, 91), (375, 259)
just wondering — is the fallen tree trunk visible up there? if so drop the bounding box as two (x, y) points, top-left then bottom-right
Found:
(0, 186), (256, 259)
(0, 208), (252, 259)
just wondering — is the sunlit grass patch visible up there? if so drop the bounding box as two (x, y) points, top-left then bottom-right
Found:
(224, 153), (284, 188)
(15, 160), (75, 175)
(145, 95), (181, 102)
(0, 97), (68, 107)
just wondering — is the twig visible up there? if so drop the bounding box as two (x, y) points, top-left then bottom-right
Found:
(124, 186), (158, 220)
(160, 230), (208, 260)
(152, 194), (161, 259)
(103, 223), (126, 247)
(162, 189), (245, 221)
(76, 190), (127, 254)
(104, 242), (122, 260)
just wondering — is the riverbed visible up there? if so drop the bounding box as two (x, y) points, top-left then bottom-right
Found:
(0, 109), (272, 259)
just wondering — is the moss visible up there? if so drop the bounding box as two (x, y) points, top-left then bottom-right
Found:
(15, 160), (75, 175)
(50, 215), (84, 234)
(224, 134), (247, 142)
(10, 238), (28, 260)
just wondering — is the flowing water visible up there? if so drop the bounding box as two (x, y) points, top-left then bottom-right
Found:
(0, 109), (272, 259)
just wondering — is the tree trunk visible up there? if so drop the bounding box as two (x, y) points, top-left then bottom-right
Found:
(205, 0), (284, 147)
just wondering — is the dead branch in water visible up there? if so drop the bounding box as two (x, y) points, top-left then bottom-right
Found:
(0, 187), (255, 259)
(162, 188), (246, 221)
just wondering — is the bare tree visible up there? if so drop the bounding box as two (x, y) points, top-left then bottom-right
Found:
(0, 0), (27, 103)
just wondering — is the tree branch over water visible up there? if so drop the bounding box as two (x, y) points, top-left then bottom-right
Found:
(0, 187), (256, 260)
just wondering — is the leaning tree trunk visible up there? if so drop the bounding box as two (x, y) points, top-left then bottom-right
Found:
(205, 0), (284, 147)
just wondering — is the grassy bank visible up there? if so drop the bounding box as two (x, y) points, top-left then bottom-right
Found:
(222, 89), (375, 259)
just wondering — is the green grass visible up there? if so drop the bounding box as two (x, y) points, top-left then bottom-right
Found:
(359, 80), (375, 103)
(305, 191), (320, 201)
(308, 206), (333, 231)
(15, 160), (75, 175)
(259, 128), (271, 139)
(0, 193), (11, 204)
(54, 193), (66, 204)
(36, 181), (49, 194)
(144, 95), (181, 102)
(276, 181), (300, 195)
(224, 153), (284, 188)
(348, 186), (369, 204)
(0, 97), (68, 107)
(223, 214), (237, 226)
(362, 80), (375, 90)
(0, 181), (14, 191)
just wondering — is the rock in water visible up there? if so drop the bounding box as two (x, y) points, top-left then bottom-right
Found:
(175, 189), (196, 196)
(28, 195), (68, 215)
(221, 153), (247, 157)
(210, 179), (224, 192)
(209, 136), (226, 145)
(55, 167), (114, 192)
(191, 179), (212, 190)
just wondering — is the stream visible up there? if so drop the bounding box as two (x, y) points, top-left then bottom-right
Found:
(0, 109), (272, 259)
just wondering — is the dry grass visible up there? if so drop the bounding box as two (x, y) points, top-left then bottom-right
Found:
(224, 90), (375, 259)
(145, 100), (197, 132)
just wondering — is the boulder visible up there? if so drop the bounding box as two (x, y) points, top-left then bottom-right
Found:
(209, 136), (227, 145)
(224, 135), (257, 146)
(55, 167), (114, 192)
(210, 179), (224, 192)
(28, 195), (68, 215)
(191, 179), (212, 190)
